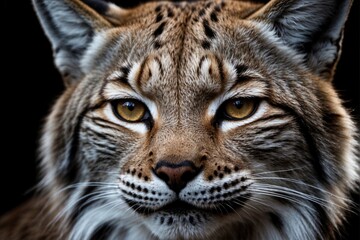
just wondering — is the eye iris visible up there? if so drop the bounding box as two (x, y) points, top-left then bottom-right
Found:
(116, 100), (145, 122)
(225, 99), (255, 119)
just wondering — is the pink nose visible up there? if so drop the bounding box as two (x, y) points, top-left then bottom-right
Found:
(154, 160), (201, 193)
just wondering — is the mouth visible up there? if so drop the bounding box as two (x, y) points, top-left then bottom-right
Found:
(124, 199), (201, 215)
(159, 200), (200, 213)
(125, 195), (250, 216)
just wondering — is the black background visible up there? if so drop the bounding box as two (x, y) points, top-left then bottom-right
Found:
(2, 0), (359, 239)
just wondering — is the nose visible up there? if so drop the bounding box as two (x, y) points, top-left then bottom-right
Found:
(154, 160), (201, 193)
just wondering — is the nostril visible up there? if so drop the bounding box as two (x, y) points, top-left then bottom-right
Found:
(181, 170), (196, 182)
(157, 171), (170, 183)
(154, 160), (201, 193)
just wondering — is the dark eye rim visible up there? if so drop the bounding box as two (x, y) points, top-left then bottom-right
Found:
(216, 97), (260, 122)
(110, 99), (152, 124)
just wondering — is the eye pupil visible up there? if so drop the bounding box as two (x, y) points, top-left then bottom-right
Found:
(124, 102), (136, 111)
(233, 100), (243, 109)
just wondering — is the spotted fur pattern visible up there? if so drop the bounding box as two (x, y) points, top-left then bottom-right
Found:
(0, 0), (358, 239)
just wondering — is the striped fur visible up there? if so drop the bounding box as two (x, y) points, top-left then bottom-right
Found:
(0, 0), (358, 239)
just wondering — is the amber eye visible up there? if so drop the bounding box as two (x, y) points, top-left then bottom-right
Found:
(113, 99), (148, 122)
(222, 98), (257, 120)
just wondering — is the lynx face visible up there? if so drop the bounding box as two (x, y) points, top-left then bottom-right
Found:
(27, 0), (359, 239)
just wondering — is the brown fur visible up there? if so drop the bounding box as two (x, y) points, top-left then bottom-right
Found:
(1, 0), (358, 239)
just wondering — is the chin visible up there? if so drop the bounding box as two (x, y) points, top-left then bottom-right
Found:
(143, 210), (224, 240)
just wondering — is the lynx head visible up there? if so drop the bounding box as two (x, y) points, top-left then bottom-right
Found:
(33, 0), (358, 239)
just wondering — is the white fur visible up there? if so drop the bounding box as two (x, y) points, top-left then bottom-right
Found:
(81, 32), (111, 73)
(118, 174), (176, 210)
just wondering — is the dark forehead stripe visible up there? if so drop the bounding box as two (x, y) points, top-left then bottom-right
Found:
(107, 65), (131, 85)
(198, 1), (218, 20)
(152, 19), (166, 49)
(167, 7), (175, 18)
(154, 5), (175, 23)
(159, 6), (175, 17)
(119, 66), (131, 83)
(199, 8), (206, 17)
(210, 10), (219, 22)
(154, 40), (162, 49)
(215, 55), (225, 84)
(155, 5), (162, 12)
(202, 40), (211, 49)
(205, 1), (213, 9)
(214, 4), (222, 12)
(197, 2), (221, 50)
(236, 64), (250, 82)
(155, 12), (163, 23)
(99, 65), (132, 98)
(153, 22), (166, 37)
(203, 20), (216, 39)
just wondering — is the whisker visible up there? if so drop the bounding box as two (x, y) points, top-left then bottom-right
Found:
(251, 183), (356, 215)
(53, 182), (117, 196)
(252, 167), (307, 176)
(254, 183), (347, 208)
(250, 189), (316, 211)
(252, 176), (351, 202)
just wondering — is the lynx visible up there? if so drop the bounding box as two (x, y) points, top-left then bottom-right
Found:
(0, 0), (358, 239)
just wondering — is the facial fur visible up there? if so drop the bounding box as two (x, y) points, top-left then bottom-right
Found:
(0, 1), (358, 240)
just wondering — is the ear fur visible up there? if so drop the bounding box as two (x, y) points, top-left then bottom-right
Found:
(250, 0), (353, 80)
(32, 0), (125, 86)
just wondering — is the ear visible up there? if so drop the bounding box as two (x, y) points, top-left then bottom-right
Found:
(33, 0), (126, 86)
(250, 0), (353, 80)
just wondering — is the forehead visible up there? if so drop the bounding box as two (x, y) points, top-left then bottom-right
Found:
(91, 1), (282, 104)
(118, 1), (264, 61)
